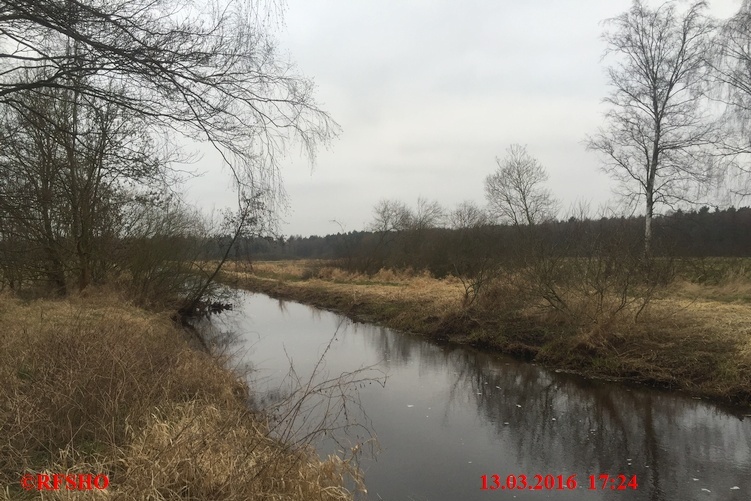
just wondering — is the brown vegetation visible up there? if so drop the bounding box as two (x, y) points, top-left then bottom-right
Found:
(0, 289), (358, 500)
(222, 259), (751, 407)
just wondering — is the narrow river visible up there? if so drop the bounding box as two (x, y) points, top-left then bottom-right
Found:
(205, 291), (751, 501)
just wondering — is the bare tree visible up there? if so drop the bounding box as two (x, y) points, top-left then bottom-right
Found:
(449, 201), (489, 230)
(368, 199), (413, 234)
(0, 81), (170, 291)
(412, 196), (445, 230)
(484, 144), (558, 227)
(586, 0), (718, 257)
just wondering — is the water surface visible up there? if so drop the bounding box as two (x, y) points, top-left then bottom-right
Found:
(209, 292), (751, 501)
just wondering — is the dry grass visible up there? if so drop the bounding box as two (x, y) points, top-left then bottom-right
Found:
(0, 289), (358, 500)
(669, 278), (751, 303)
(223, 260), (751, 406)
(222, 260), (466, 336)
(225, 260), (462, 306)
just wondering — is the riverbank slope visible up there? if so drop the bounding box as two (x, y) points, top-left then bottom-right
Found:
(221, 260), (751, 407)
(0, 290), (357, 500)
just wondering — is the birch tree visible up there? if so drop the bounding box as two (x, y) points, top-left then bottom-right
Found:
(586, 0), (717, 257)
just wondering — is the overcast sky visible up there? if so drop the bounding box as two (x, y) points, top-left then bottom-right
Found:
(184, 0), (742, 237)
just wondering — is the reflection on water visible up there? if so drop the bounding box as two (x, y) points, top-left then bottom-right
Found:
(209, 291), (751, 501)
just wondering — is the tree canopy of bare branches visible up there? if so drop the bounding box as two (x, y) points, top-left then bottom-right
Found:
(484, 144), (558, 227)
(586, 0), (718, 257)
(712, 1), (751, 146)
(368, 199), (413, 234)
(412, 197), (445, 231)
(0, 0), (337, 198)
(708, 0), (751, 198)
(449, 201), (489, 230)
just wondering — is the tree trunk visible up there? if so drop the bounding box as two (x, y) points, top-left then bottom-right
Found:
(644, 197), (653, 260)
(45, 249), (68, 296)
(42, 215), (67, 295)
(646, 115), (660, 260)
(77, 239), (91, 291)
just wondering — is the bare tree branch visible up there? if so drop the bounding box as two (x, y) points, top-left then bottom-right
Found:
(0, 0), (339, 204)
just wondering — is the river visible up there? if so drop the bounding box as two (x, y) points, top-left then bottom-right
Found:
(204, 291), (751, 501)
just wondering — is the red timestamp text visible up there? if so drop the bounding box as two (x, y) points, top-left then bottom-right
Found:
(480, 474), (638, 491)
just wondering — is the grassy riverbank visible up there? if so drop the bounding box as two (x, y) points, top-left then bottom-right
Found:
(221, 260), (751, 407)
(0, 290), (357, 500)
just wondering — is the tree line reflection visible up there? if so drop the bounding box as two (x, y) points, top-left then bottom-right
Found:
(346, 315), (751, 501)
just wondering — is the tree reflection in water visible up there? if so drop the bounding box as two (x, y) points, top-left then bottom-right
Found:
(221, 292), (751, 501)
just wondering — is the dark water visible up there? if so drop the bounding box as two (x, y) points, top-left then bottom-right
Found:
(207, 291), (751, 501)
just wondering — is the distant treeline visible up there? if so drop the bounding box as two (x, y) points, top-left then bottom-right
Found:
(222, 206), (751, 275)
